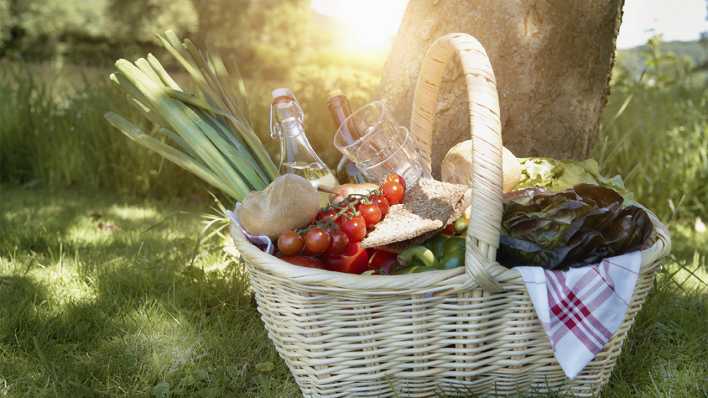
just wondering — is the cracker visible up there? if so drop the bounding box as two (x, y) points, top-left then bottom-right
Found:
(361, 178), (470, 248)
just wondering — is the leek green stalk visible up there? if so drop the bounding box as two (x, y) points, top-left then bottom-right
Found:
(105, 31), (277, 202)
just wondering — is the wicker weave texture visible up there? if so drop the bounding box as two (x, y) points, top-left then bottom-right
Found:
(230, 33), (671, 397)
(245, 258), (661, 397)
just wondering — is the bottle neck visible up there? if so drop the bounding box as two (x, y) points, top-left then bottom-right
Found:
(270, 95), (304, 139)
(279, 117), (306, 137)
(328, 96), (352, 124)
(328, 95), (359, 144)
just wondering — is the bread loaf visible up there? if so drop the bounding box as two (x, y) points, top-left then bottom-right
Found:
(238, 174), (320, 238)
(441, 141), (521, 192)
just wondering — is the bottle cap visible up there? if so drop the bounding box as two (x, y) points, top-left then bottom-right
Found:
(272, 88), (293, 99)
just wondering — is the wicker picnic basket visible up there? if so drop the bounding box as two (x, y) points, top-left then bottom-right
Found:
(230, 33), (671, 397)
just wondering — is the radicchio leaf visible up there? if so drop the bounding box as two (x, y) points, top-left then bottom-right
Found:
(498, 184), (652, 270)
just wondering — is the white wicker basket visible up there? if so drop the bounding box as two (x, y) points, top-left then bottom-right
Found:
(230, 33), (671, 397)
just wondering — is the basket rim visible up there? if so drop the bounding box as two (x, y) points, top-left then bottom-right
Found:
(230, 202), (671, 293)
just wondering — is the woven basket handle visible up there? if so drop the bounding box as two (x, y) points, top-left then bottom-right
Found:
(410, 33), (506, 292)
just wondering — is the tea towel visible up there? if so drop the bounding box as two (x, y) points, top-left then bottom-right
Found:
(514, 251), (641, 379)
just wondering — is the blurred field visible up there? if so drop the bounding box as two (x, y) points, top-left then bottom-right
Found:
(1, 37), (707, 397)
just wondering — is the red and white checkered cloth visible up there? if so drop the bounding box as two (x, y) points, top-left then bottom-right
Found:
(514, 251), (641, 379)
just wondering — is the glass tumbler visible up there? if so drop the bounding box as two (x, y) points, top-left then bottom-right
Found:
(333, 100), (429, 189)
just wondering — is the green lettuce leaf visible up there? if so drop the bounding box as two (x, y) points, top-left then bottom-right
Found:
(515, 158), (634, 201)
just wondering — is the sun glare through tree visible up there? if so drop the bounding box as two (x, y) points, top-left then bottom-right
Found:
(311, 0), (409, 53)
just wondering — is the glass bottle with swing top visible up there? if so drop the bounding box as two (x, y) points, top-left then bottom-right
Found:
(269, 88), (338, 205)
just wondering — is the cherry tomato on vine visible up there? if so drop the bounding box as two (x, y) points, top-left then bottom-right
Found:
(357, 203), (382, 229)
(339, 215), (367, 242)
(385, 173), (406, 191)
(304, 227), (331, 255)
(382, 180), (404, 205)
(317, 208), (338, 223)
(326, 228), (350, 256)
(371, 195), (390, 217)
(277, 230), (304, 256)
(334, 209), (355, 230)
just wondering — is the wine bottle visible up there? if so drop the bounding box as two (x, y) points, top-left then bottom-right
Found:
(327, 90), (368, 184)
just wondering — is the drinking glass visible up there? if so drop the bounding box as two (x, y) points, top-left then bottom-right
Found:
(333, 101), (429, 189)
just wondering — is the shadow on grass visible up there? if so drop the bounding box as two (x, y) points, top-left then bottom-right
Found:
(0, 275), (49, 337)
(0, 254), (166, 397)
(0, 186), (188, 256)
(1, 186), (298, 397)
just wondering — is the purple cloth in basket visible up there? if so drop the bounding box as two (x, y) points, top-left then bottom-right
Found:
(227, 205), (274, 254)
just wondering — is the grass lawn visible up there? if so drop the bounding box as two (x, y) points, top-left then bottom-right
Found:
(0, 186), (299, 397)
(1, 185), (706, 397)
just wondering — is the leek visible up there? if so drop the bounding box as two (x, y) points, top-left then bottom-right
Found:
(105, 31), (278, 201)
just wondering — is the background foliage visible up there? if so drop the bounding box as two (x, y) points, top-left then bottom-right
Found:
(0, 0), (196, 63)
(598, 37), (708, 221)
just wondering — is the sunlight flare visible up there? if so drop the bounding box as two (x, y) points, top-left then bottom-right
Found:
(311, 0), (408, 53)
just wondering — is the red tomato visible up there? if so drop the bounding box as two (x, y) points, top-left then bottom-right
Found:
(334, 208), (353, 226)
(385, 173), (406, 191)
(317, 209), (338, 223)
(277, 230), (304, 256)
(326, 228), (350, 256)
(278, 255), (324, 269)
(339, 215), (367, 242)
(304, 227), (331, 255)
(357, 203), (382, 229)
(371, 195), (390, 217)
(368, 250), (398, 274)
(382, 180), (404, 205)
(325, 242), (370, 274)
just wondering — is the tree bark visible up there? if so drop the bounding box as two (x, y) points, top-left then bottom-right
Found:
(381, 0), (623, 177)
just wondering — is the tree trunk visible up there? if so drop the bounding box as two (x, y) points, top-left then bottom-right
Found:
(381, 0), (623, 177)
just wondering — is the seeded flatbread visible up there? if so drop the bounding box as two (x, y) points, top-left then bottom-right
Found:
(361, 178), (470, 249)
